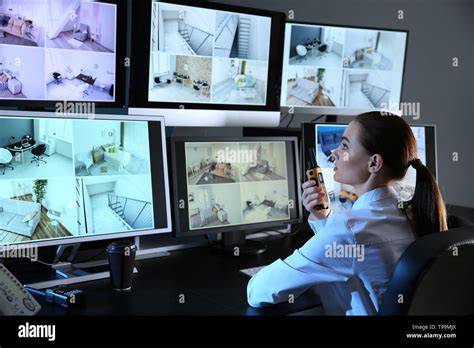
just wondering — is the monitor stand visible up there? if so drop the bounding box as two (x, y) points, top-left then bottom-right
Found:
(22, 244), (137, 290)
(211, 231), (267, 255)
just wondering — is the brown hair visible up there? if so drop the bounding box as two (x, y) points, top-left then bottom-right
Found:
(354, 112), (447, 236)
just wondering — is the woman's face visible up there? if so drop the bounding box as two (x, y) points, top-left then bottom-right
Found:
(332, 121), (373, 185)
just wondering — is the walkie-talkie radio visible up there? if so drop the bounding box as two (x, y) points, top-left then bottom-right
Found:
(306, 147), (329, 210)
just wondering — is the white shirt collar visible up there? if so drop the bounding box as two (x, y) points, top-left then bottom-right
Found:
(352, 186), (399, 210)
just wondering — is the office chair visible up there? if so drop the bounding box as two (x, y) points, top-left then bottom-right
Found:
(31, 144), (47, 167)
(0, 148), (14, 175)
(53, 72), (62, 84)
(379, 225), (474, 315)
(317, 44), (328, 57)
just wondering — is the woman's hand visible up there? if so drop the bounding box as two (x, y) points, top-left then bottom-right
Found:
(302, 180), (331, 220)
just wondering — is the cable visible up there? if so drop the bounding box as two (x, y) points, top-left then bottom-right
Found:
(204, 234), (215, 246)
(310, 114), (327, 123)
(286, 112), (296, 128)
(26, 257), (54, 267)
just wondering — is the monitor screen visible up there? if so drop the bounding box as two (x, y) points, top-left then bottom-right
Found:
(129, 0), (285, 112)
(281, 23), (408, 113)
(0, 113), (171, 246)
(0, 0), (126, 108)
(171, 137), (302, 237)
(302, 122), (437, 214)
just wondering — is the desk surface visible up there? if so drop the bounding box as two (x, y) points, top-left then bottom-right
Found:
(76, 74), (96, 85)
(7, 139), (35, 151)
(35, 228), (322, 315)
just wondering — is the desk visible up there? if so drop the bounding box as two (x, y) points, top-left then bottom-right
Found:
(76, 74), (96, 85)
(34, 228), (322, 315)
(7, 139), (36, 164)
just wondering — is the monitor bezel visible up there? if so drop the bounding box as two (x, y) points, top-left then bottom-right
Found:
(0, 111), (172, 248)
(129, 0), (286, 112)
(170, 136), (303, 238)
(280, 20), (410, 115)
(301, 121), (438, 182)
(0, 0), (128, 111)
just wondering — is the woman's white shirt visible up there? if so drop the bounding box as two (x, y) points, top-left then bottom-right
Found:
(246, 186), (415, 315)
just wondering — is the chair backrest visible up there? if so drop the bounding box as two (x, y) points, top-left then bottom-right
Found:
(379, 226), (474, 315)
(32, 144), (46, 156)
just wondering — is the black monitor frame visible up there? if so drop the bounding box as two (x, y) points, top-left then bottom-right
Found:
(170, 136), (303, 238)
(281, 21), (409, 115)
(0, 0), (128, 111)
(129, 0), (286, 112)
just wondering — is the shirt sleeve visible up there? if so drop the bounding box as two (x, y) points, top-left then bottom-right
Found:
(308, 210), (334, 234)
(247, 213), (355, 308)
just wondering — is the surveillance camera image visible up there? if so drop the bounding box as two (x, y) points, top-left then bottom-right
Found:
(148, 1), (271, 105)
(0, 0), (118, 102)
(281, 23), (406, 110)
(184, 141), (290, 230)
(0, 115), (157, 244)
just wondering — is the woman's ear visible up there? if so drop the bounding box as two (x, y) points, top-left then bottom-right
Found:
(368, 154), (383, 174)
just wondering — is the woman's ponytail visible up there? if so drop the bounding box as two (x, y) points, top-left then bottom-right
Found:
(407, 159), (448, 236)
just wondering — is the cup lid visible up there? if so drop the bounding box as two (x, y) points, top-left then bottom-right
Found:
(106, 241), (137, 253)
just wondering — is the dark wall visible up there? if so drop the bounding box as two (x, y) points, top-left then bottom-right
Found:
(289, 25), (321, 58)
(0, 119), (34, 148)
(204, 0), (474, 208)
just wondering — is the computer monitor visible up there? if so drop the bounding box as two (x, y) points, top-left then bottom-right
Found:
(302, 122), (437, 213)
(0, 0), (127, 109)
(0, 112), (171, 248)
(129, 0), (285, 126)
(281, 22), (408, 116)
(170, 137), (302, 252)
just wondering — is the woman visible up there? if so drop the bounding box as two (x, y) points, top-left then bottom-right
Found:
(247, 112), (447, 315)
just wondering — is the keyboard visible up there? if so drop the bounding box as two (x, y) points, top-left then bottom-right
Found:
(239, 265), (266, 278)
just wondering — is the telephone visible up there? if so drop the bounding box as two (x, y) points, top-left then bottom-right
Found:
(0, 264), (41, 315)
